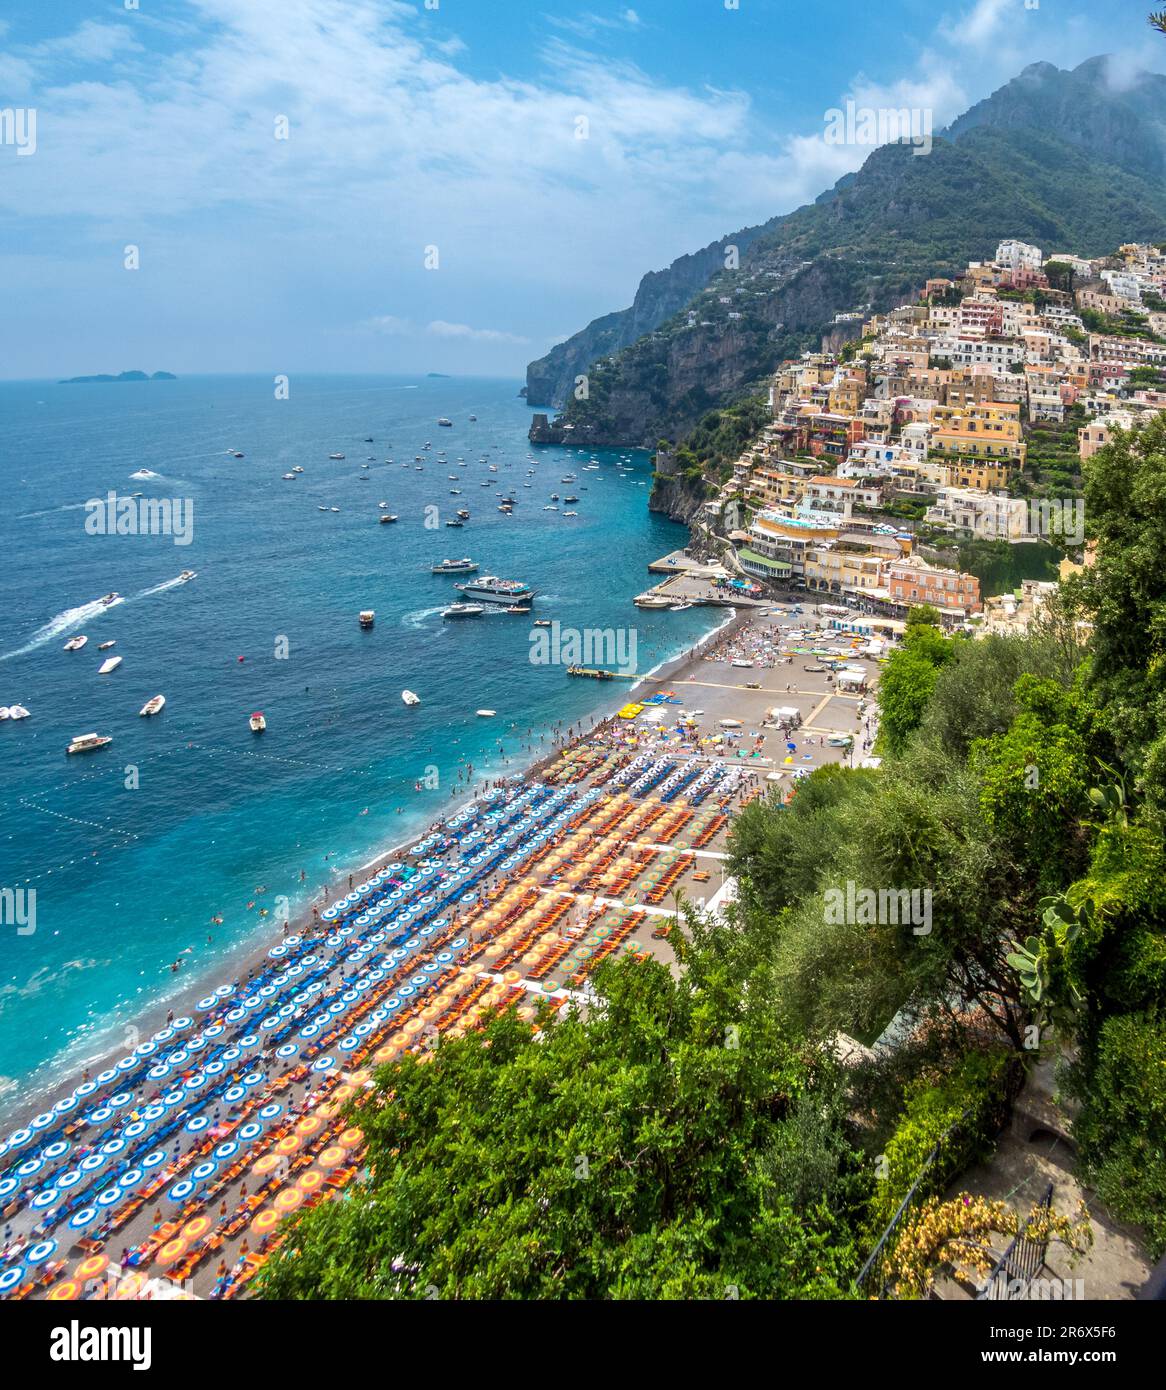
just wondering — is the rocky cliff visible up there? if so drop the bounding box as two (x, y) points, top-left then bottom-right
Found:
(525, 219), (780, 408)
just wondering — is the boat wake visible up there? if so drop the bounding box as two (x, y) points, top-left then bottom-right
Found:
(0, 595), (126, 661)
(139, 573), (192, 597)
(15, 501), (94, 521)
(400, 606), (448, 630)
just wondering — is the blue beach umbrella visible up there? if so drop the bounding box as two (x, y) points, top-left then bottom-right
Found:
(312, 1056), (335, 1073)
(53, 1095), (79, 1115)
(141, 1149), (167, 1170)
(185, 1116), (210, 1134)
(167, 1180), (195, 1204)
(258, 1103), (282, 1122)
(191, 1161), (217, 1183)
(56, 1169), (83, 1191)
(16, 1156), (44, 1178)
(0, 1267), (25, 1293)
(69, 1206), (100, 1231)
(31, 1189), (59, 1211)
(96, 1187), (122, 1209)
(118, 1168), (144, 1190)
(214, 1141), (239, 1162)
(0, 1178), (18, 1200)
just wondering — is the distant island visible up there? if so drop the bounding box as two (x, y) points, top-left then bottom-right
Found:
(59, 370), (177, 384)
(425, 372), (451, 378)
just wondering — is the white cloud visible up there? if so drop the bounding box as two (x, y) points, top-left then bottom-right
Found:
(357, 315), (412, 335)
(428, 321), (529, 345)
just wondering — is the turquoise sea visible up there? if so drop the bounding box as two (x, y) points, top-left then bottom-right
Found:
(0, 374), (717, 1112)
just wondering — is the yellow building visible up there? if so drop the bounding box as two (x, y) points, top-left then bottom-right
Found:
(939, 459), (1012, 490)
(930, 401), (1026, 464)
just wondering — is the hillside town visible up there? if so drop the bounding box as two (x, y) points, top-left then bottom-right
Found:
(681, 239), (1166, 632)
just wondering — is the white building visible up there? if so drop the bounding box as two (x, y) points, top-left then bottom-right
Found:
(996, 240), (1043, 276)
(925, 488), (1029, 540)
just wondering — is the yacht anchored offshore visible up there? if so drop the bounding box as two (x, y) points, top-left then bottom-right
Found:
(431, 558), (479, 574)
(454, 575), (535, 605)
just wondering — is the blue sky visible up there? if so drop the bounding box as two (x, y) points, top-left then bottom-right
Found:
(0, 0), (1162, 380)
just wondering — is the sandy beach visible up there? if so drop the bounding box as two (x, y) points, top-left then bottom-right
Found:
(0, 600), (883, 1302)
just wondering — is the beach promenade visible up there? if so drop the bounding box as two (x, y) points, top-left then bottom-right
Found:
(0, 605), (883, 1302)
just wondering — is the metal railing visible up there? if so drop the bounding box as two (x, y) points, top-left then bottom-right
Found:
(855, 1116), (968, 1299)
(977, 1183), (1054, 1300)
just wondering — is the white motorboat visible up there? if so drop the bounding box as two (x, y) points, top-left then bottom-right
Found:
(442, 603), (485, 620)
(359, 610), (375, 629)
(476, 709), (496, 717)
(329, 453), (345, 460)
(431, 558), (478, 574)
(64, 635), (88, 651)
(379, 514), (399, 524)
(98, 640), (116, 651)
(98, 656), (123, 674)
(100, 592), (120, 607)
(67, 732), (111, 754)
(178, 570), (197, 582)
(0, 708), (8, 721)
(139, 694), (166, 717)
(282, 472), (296, 480)
(402, 690), (421, 707)
(8, 705), (30, 720)
(250, 711), (266, 733)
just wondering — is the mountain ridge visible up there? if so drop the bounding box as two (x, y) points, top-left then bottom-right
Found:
(527, 55), (1166, 447)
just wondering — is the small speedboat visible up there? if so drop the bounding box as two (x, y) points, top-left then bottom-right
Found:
(139, 694), (166, 717)
(98, 656), (123, 674)
(67, 732), (111, 754)
(379, 514), (399, 524)
(456, 509), (470, 520)
(64, 635), (88, 652)
(329, 453), (345, 460)
(359, 610), (375, 629)
(442, 603), (484, 620)
(401, 690), (421, 707)
(98, 640), (116, 651)
(0, 708), (8, 721)
(100, 593), (120, 607)
(292, 466), (304, 474)
(250, 711), (266, 733)
(437, 418), (453, 427)
(232, 452), (244, 459)
(178, 570), (197, 582)
(8, 705), (30, 720)
(504, 605), (531, 615)
(445, 519), (464, 528)
(532, 619), (552, 629)
(282, 472), (296, 480)
(476, 709), (495, 717)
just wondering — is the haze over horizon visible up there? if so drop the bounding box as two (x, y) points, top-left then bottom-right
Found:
(1, 0), (1162, 381)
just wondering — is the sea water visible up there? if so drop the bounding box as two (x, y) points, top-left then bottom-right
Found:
(0, 374), (717, 1110)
